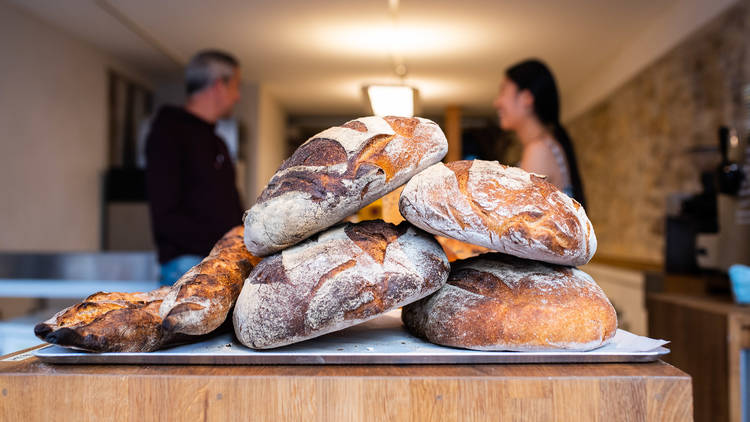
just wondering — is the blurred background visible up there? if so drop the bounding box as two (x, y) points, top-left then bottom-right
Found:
(1, 1), (750, 420)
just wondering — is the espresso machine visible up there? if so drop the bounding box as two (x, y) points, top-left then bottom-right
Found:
(694, 127), (750, 272)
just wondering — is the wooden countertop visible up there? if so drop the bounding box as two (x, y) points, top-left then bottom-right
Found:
(648, 292), (750, 320)
(589, 254), (663, 272)
(0, 345), (693, 421)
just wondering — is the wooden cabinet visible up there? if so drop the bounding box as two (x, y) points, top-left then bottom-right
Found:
(648, 292), (750, 422)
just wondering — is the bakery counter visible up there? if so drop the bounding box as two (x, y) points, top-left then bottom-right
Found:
(1, 345), (692, 421)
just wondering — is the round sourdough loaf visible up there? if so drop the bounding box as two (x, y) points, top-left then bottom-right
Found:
(244, 116), (448, 257)
(233, 220), (450, 349)
(402, 253), (617, 351)
(399, 160), (597, 266)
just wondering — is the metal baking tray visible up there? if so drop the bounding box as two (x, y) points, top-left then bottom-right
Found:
(34, 310), (669, 365)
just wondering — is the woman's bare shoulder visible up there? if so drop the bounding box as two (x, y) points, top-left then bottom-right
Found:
(520, 140), (562, 184)
(521, 140), (556, 167)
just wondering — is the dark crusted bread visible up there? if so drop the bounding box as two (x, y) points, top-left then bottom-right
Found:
(233, 219), (450, 349)
(402, 253), (617, 351)
(244, 116), (448, 256)
(35, 226), (260, 352)
(399, 160), (596, 266)
(34, 287), (171, 352)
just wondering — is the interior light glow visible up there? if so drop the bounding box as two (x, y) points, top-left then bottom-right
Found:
(366, 85), (415, 117)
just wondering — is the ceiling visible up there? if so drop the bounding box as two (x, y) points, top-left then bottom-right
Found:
(10, 0), (699, 117)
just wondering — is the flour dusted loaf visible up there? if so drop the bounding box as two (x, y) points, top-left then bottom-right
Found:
(244, 116), (448, 256)
(402, 253), (617, 351)
(399, 160), (596, 266)
(35, 226), (260, 352)
(233, 219), (450, 349)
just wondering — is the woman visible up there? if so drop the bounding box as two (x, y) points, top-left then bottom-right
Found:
(492, 59), (587, 209)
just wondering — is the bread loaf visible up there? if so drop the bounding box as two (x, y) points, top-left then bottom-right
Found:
(399, 160), (596, 266)
(244, 116), (448, 256)
(402, 253), (617, 351)
(34, 287), (171, 352)
(233, 219), (450, 349)
(160, 225), (261, 336)
(35, 226), (260, 352)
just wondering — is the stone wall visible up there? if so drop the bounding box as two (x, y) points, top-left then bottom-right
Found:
(567, 0), (750, 264)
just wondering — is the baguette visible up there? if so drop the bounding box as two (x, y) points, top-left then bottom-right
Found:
(35, 226), (259, 352)
(34, 288), (171, 352)
(160, 226), (261, 336)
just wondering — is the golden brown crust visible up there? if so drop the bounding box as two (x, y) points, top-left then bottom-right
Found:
(83, 287), (171, 304)
(445, 161), (580, 258)
(35, 226), (259, 352)
(42, 305), (165, 353)
(160, 226), (260, 336)
(33, 289), (170, 352)
(402, 253), (617, 351)
(399, 160), (597, 266)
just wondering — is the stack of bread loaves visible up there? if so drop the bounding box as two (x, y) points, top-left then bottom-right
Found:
(399, 160), (617, 351)
(234, 116), (452, 348)
(235, 116), (616, 352)
(35, 116), (616, 354)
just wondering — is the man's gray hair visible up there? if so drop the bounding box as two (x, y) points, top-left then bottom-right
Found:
(185, 50), (239, 96)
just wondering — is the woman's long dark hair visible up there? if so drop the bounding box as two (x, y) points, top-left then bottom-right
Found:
(506, 59), (587, 209)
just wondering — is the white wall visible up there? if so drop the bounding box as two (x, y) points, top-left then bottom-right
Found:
(254, 86), (288, 200)
(236, 83), (287, 206)
(236, 82), (260, 206)
(0, 1), (153, 251)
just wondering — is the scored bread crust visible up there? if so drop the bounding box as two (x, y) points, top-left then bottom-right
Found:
(399, 160), (597, 266)
(402, 253), (617, 351)
(233, 219), (450, 349)
(34, 288), (171, 352)
(243, 116), (448, 257)
(35, 226), (260, 352)
(159, 226), (261, 337)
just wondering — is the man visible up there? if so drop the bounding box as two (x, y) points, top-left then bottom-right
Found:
(146, 50), (243, 285)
